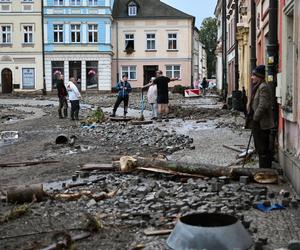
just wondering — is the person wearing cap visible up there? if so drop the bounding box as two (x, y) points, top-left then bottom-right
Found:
(147, 77), (157, 120)
(248, 65), (274, 168)
(111, 74), (132, 117)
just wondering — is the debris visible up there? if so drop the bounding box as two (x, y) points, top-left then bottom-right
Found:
(80, 163), (117, 171)
(238, 149), (255, 159)
(131, 120), (153, 125)
(288, 240), (300, 250)
(84, 107), (105, 124)
(82, 213), (103, 232)
(6, 184), (46, 203)
(0, 204), (31, 224)
(41, 231), (91, 250)
(69, 135), (77, 146)
(0, 131), (19, 142)
(131, 244), (146, 250)
(223, 144), (243, 153)
(196, 120), (207, 123)
(239, 176), (250, 185)
(110, 116), (132, 122)
(136, 166), (205, 178)
(144, 229), (172, 236)
(281, 199), (290, 207)
(87, 199), (97, 207)
(0, 160), (59, 168)
(119, 156), (279, 183)
(255, 203), (285, 212)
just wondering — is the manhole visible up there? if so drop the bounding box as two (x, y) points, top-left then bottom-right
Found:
(167, 213), (253, 250)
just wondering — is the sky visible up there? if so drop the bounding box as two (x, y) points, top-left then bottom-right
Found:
(161, 0), (218, 28)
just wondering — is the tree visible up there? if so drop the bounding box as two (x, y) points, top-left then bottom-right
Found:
(199, 17), (218, 79)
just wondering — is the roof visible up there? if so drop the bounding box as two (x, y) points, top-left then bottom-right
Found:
(112, 0), (194, 20)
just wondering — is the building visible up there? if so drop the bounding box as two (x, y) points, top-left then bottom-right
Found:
(0, 0), (43, 93)
(44, 0), (113, 92)
(193, 27), (200, 83)
(214, 0), (223, 91)
(112, 0), (195, 88)
(277, 0), (300, 193)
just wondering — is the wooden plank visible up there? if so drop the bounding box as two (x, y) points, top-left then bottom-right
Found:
(144, 229), (172, 236)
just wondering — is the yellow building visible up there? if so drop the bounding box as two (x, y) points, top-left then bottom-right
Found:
(0, 1), (43, 93)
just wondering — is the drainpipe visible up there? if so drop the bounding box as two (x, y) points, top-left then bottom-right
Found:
(234, 0), (239, 91)
(222, 0), (227, 101)
(41, 0), (46, 95)
(250, 0), (257, 72)
(267, 0), (279, 156)
(116, 21), (119, 83)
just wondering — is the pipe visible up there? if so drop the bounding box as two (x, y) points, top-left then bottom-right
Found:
(41, 0), (46, 95)
(222, 0), (228, 100)
(234, 0), (239, 91)
(116, 21), (119, 82)
(250, 0), (257, 72)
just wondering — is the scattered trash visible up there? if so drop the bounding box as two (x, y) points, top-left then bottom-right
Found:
(256, 203), (285, 212)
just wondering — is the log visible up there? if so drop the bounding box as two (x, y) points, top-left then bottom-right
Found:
(120, 156), (278, 184)
(6, 184), (46, 203)
(0, 160), (59, 168)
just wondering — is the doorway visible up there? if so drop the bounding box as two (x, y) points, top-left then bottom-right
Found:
(69, 61), (82, 90)
(143, 65), (158, 85)
(1, 68), (12, 94)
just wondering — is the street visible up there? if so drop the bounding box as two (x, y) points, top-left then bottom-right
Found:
(0, 93), (299, 249)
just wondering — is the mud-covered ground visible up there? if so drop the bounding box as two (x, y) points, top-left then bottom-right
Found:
(0, 93), (299, 250)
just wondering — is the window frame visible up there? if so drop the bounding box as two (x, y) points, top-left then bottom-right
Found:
(53, 0), (64, 6)
(0, 24), (12, 44)
(22, 24), (34, 44)
(88, 0), (98, 6)
(70, 0), (81, 6)
(53, 24), (64, 43)
(146, 33), (156, 51)
(125, 33), (135, 50)
(167, 33), (178, 50)
(165, 65), (181, 79)
(88, 24), (98, 43)
(121, 65), (137, 80)
(128, 2), (137, 16)
(70, 24), (81, 43)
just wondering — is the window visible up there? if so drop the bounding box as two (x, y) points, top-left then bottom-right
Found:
(53, 24), (63, 43)
(88, 0), (98, 5)
(0, 0), (11, 2)
(121, 66), (136, 80)
(70, 0), (81, 6)
(88, 24), (98, 43)
(128, 1), (137, 16)
(168, 33), (177, 50)
(23, 25), (33, 44)
(125, 34), (134, 50)
(22, 0), (33, 1)
(54, 0), (64, 6)
(0, 25), (11, 44)
(146, 33), (155, 50)
(22, 68), (35, 89)
(71, 24), (81, 43)
(166, 65), (181, 78)
(52, 61), (64, 88)
(86, 61), (98, 89)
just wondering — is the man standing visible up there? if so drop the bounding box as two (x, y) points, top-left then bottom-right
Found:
(249, 65), (274, 168)
(56, 74), (68, 119)
(66, 77), (81, 121)
(144, 70), (178, 121)
(111, 74), (132, 118)
(201, 77), (208, 95)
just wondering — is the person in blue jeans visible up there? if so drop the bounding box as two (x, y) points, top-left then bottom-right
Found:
(111, 74), (132, 117)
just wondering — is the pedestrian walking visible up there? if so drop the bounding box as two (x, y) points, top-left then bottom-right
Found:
(201, 77), (208, 95)
(248, 65), (274, 168)
(147, 77), (157, 119)
(56, 74), (68, 119)
(66, 77), (81, 121)
(111, 74), (132, 118)
(143, 70), (178, 121)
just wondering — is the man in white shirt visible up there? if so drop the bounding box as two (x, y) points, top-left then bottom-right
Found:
(66, 77), (81, 121)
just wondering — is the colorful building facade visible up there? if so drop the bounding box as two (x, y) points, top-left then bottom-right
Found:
(111, 0), (194, 88)
(44, 0), (113, 92)
(0, 0), (43, 93)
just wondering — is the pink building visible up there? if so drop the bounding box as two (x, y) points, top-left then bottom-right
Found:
(112, 0), (195, 88)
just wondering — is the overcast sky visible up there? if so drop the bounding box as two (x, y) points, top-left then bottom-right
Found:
(161, 0), (218, 28)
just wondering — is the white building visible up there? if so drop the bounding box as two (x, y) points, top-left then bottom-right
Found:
(199, 42), (207, 80)
(214, 0), (223, 91)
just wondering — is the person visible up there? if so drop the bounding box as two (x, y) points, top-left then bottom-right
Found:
(201, 77), (208, 95)
(242, 86), (248, 117)
(147, 77), (157, 120)
(143, 70), (178, 121)
(248, 65), (274, 168)
(111, 74), (132, 118)
(56, 74), (68, 119)
(66, 77), (81, 121)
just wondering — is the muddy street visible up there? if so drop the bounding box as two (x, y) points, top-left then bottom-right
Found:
(0, 93), (300, 250)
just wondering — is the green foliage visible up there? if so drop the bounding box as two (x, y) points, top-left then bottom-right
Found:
(199, 17), (218, 78)
(172, 85), (188, 95)
(85, 107), (105, 124)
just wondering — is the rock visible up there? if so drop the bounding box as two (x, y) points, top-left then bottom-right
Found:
(288, 240), (300, 250)
(87, 199), (97, 207)
(281, 199), (290, 207)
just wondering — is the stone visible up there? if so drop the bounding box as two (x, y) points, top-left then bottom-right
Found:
(281, 199), (290, 207)
(211, 182), (223, 192)
(288, 240), (300, 250)
(290, 199), (299, 208)
(87, 199), (97, 207)
(239, 176), (249, 185)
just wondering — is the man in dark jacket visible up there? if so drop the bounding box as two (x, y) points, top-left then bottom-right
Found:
(249, 65), (274, 168)
(56, 74), (68, 119)
(111, 74), (132, 117)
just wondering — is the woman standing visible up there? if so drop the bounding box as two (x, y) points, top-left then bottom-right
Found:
(66, 77), (81, 121)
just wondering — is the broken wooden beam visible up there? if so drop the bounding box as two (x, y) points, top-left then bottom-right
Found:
(0, 160), (59, 168)
(80, 163), (117, 171)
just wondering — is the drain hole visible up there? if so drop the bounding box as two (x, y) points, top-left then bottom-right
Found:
(180, 213), (237, 227)
(55, 135), (68, 144)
